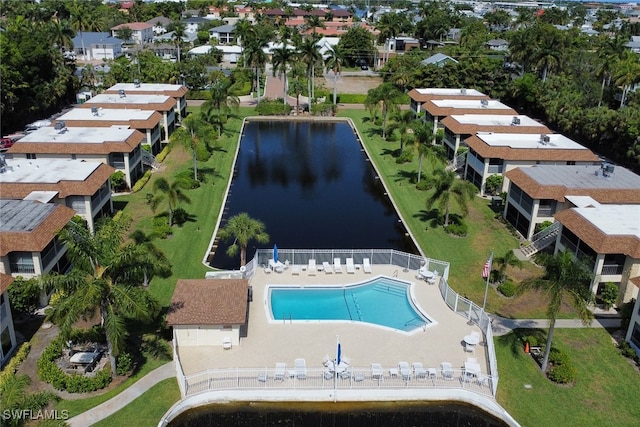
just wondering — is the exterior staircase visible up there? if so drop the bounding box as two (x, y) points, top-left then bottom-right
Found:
(446, 152), (467, 172)
(520, 221), (561, 258)
(142, 150), (160, 170)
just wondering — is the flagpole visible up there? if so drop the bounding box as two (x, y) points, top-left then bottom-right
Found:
(482, 251), (493, 312)
(334, 335), (339, 401)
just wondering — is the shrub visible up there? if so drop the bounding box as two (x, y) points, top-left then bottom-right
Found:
(141, 334), (171, 360)
(444, 221), (468, 237)
(110, 171), (126, 192)
(600, 282), (618, 309)
(116, 352), (133, 376)
(416, 179), (430, 191)
(173, 207), (189, 225)
(548, 347), (571, 366)
(337, 94), (367, 104)
(618, 341), (638, 360)
(548, 362), (577, 384)
(195, 141), (211, 161)
(155, 145), (171, 162)
(228, 81), (251, 96)
(8, 276), (41, 316)
(498, 281), (516, 297)
(484, 174), (503, 195)
(534, 220), (554, 234)
(0, 342), (31, 387)
(131, 170), (152, 193)
(256, 99), (292, 116)
(141, 144), (151, 152)
(621, 298), (636, 330)
(395, 148), (413, 164)
(151, 216), (172, 239)
(175, 170), (201, 189)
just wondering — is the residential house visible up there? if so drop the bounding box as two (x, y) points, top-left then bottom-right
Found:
(625, 287), (640, 356)
(6, 127), (145, 190)
(80, 93), (177, 142)
(626, 35), (640, 53)
(377, 37), (421, 67)
(421, 53), (458, 67)
(0, 199), (75, 279)
(464, 132), (599, 194)
(422, 99), (517, 134)
(146, 16), (172, 35)
(71, 32), (123, 61)
(439, 114), (551, 164)
(1, 273), (17, 365)
(167, 279), (248, 348)
(110, 22), (153, 44)
(188, 45), (241, 64)
(486, 39), (509, 51)
(407, 88), (489, 118)
(105, 83), (188, 122)
(51, 107), (163, 155)
(553, 201), (640, 305)
(503, 163), (640, 240)
(0, 158), (115, 233)
(208, 24), (236, 44)
(182, 16), (210, 34)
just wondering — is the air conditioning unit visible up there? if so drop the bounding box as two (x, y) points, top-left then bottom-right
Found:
(511, 117), (520, 125)
(480, 99), (488, 107)
(54, 121), (66, 130)
(91, 106), (99, 116)
(134, 79), (140, 88)
(119, 89), (126, 98)
(605, 164), (615, 174)
(461, 88), (467, 95)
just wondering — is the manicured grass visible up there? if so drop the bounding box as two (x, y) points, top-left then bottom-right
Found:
(91, 378), (180, 427)
(54, 356), (169, 417)
(495, 328), (640, 427)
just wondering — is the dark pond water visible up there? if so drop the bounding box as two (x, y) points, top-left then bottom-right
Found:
(210, 121), (418, 270)
(169, 401), (508, 427)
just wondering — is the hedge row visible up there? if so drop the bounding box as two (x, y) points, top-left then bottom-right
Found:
(155, 145), (171, 163)
(132, 170), (152, 193)
(0, 342), (31, 387)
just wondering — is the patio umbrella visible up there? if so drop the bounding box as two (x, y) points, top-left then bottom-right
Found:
(273, 244), (279, 263)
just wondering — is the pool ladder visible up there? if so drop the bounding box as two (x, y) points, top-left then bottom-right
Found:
(282, 313), (292, 324)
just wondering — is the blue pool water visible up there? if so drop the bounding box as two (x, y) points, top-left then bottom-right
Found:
(269, 277), (431, 332)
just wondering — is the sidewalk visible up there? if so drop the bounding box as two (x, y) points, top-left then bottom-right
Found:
(490, 315), (622, 336)
(67, 362), (175, 427)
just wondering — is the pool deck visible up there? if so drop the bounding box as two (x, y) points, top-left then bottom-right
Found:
(177, 265), (487, 378)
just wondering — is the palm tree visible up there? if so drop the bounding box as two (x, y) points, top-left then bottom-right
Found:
(364, 83), (404, 140)
(202, 79), (239, 137)
(296, 36), (322, 101)
(172, 22), (187, 63)
(42, 218), (165, 377)
(517, 250), (593, 372)
(411, 122), (444, 184)
(425, 168), (476, 226)
(613, 51), (640, 108)
(272, 40), (294, 105)
(242, 26), (271, 104)
(324, 44), (345, 105)
(393, 110), (416, 153)
(1, 374), (58, 427)
(304, 15), (326, 37)
(493, 250), (524, 283)
(218, 213), (270, 267)
(69, 0), (101, 61)
(289, 78), (306, 114)
(150, 177), (191, 227)
(171, 114), (214, 181)
(50, 18), (74, 54)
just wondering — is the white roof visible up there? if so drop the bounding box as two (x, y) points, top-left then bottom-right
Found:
(475, 132), (588, 150)
(0, 158), (102, 183)
(85, 93), (172, 106)
(451, 114), (544, 127)
(414, 88), (486, 97)
(56, 108), (157, 122)
(432, 99), (512, 110)
(573, 204), (640, 237)
(17, 126), (138, 144)
(23, 191), (59, 203)
(107, 83), (184, 92)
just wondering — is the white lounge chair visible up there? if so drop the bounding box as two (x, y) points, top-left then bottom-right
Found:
(345, 258), (355, 274)
(322, 261), (334, 274)
(294, 358), (307, 379)
(291, 265), (300, 275)
(274, 363), (286, 381)
(334, 258), (343, 273)
(413, 362), (427, 380)
(363, 258), (372, 273)
(222, 337), (232, 350)
(370, 363), (383, 380)
(308, 259), (317, 275)
(398, 361), (411, 380)
(440, 362), (454, 380)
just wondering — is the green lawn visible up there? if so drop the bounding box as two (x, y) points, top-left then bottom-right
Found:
(495, 328), (640, 427)
(91, 378), (180, 427)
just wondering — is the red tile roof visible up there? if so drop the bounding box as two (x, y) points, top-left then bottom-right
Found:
(7, 131), (145, 155)
(167, 279), (248, 326)
(466, 135), (599, 162)
(0, 273), (14, 294)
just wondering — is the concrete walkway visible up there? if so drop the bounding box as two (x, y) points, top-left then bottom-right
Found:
(490, 315), (621, 336)
(67, 362), (175, 427)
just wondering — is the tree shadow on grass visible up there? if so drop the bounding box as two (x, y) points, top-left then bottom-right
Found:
(112, 200), (128, 212)
(363, 127), (383, 139)
(395, 169), (417, 183)
(413, 209), (441, 228)
(381, 147), (401, 158)
(197, 166), (222, 183)
(497, 328), (547, 359)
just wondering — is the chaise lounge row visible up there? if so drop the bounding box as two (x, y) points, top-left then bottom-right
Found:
(289, 258), (373, 275)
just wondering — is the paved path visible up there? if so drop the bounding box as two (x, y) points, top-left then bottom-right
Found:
(67, 362), (175, 427)
(490, 315), (621, 336)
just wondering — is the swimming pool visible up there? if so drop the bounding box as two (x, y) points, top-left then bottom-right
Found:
(268, 277), (433, 332)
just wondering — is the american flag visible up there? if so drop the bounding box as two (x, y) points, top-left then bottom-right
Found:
(482, 258), (491, 279)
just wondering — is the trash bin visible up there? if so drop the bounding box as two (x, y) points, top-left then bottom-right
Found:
(491, 196), (502, 208)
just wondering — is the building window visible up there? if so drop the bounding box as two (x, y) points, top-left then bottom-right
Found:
(26, 153), (36, 159)
(71, 154), (77, 160)
(506, 204), (530, 237)
(631, 322), (640, 349)
(567, 161), (576, 165)
(9, 252), (35, 274)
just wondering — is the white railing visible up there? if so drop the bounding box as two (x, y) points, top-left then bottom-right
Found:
(173, 338), (186, 397)
(182, 366), (495, 398)
(247, 248), (450, 281)
(438, 277), (499, 396)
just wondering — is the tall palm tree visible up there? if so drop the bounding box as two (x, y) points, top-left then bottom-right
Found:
(289, 78), (306, 114)
(613, 51), (640, 108)
(172, 22), (187, 63)
(493, 250), (524, 283)
(364, 83), (404, 140)
(272, 40), (294, 105)
(296, 36), (322, 100)
(425, 168), (476, 226)
(150, 177), (192, 227)
(202, 79), (239, 137)
(324, 44), (345, 105)
(1, 374), (57, 427)
(42, 218), (165, 377)
(171, 114), (215, 181)
(304, 15), (326, 37)
(412, 123), (445, 184)
(218, 213), (270, 267)
(242, 25), (271, 104)
(50, 18), (74, 54)
(69, 0), (101, 61)
(517, 250), (593, 372)
(393, 110), (416, 153)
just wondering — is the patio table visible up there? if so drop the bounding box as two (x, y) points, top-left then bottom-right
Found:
(70, 351), (101, 365)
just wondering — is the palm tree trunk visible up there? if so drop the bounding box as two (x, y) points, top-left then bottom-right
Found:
(190, 129), (198, 181)
(256, 67), (261, 105)
(382, 104), (388, 140)
(598, 76), (606, 107)
(333, 71), (337, 105)
(417, 154), (423, 183)
(311, 64), (315, 100)
(444, 205), (450, 227)
(102, 304), (118, 377)
(240, 246), (246, 267)
(540, 317), (556, 372)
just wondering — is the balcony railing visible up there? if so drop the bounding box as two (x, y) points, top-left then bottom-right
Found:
(601, 264), (624, 276)
(10, 263), (35, 274)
